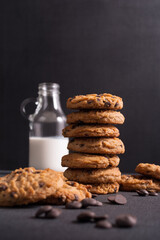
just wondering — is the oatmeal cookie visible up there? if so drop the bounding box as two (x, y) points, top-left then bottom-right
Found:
(64, 167), (121, 184)
(120, 174), (160, 192)
(63, 124), (120, 138)
(135, 163), (160, 180)
(67, 93), (123, 110)
(62, 153), (120, 168)
(67, 110), (125, 124)
(68, 137), (125, 155)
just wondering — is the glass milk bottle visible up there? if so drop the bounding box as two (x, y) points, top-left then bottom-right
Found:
(20, 83), (68, 171)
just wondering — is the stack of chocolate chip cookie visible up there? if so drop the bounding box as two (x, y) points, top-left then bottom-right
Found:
(62, 93), (125, 194)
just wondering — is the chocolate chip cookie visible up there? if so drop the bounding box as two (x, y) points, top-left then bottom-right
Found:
(67, 93), (123, 110)
(64, 167), (121, 184)
(68, 137), (125, 155)
(63, 124), (120, 138)
(67, 110), (125, 125)
(86, 182), (120, 194)
(135, 163), (160, 180)
(62, 153), (120, 168)
(120, 174), (160, 192)
(0, 168), (91, 206)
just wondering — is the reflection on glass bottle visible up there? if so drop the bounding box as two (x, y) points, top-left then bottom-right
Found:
(21, 83), (68, 171)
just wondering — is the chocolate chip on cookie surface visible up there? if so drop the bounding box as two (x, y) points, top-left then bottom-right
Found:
(67, 93), (123, 110)
(64, 167), (121, 184)
(67, 137), (125, 155)
(67, 110), (125, 125)
(63, 124), (120, 138)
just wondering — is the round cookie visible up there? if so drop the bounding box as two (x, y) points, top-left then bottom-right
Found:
(44, 181), (92, 204)
(86, 182), (120, 194)
(64, 167), (121, 184)
(68, 137), (125, 155)
(67, 110), (125, 125)
(0, 168), (91, 206)
(120, 174), (160, 192)
(63, 124), (120, 138)
(0, 168), (64, 206)
(135, 163), (160, 180)
(62, 153), (120, 168)
(67, 93), (123, 110)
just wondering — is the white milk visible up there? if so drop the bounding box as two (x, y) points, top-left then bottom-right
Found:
(29, 137), (68, 171)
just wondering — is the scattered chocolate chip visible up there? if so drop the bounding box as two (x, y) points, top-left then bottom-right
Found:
(92, 194), (98, 198)
(93, 214), (109, 222)
(81, 198), (103, 208)
(114, 194), (127, 205)
(136, 189), (149, 196)
(148, 190), (158, 196)
(35, 206), (53, 218)
(10, 192), (17, 198)
(107, 195), (116, 203)
(96, 220), (112, 229)
(45, 208), (62, 219)
(39, 182), (45, 188)
(77, 211), (96, 222)
(0, 184), (8, 191)
(116, 215), (137, 228)
(65, 201), (82, 209)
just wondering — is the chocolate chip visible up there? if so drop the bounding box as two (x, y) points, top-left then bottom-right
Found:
(116, 215), (137, 228)
(10, 192), (17, 198)
(107, 194), (127, 205)
(93, 214), (109, 222)
(148, 190), (158, 196)
(87, 100), (93, 104)
(80, 144), (84, 147)
(136, 189), (149, 196)
(65, 201), (82, 209)
(103, 100), (111, 107)
(81, 198), (103, 208)
(39, 182), (45, 188)
(107, 195), (116, 203)
(0, 184), (8, 191)
(34, 171), (41, 174)
(45, 208), (62, 219)
(97, 98), (101, 102)
(114, 102), (119, 108)
(114, 194), (127, 205)
(35, 206), (53, 218)
(68, 181), (76, 186)
(77, 211), (96, 222)
(96, 220), (112, 229)
(16, 171), (22, 174)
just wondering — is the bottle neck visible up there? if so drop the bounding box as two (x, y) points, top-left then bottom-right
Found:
(38, 92), (62, 111)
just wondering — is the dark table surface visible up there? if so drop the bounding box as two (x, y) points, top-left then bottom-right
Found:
(0, 171), (160, 240)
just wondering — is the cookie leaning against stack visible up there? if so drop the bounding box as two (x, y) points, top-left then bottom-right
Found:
(62, 93), (125, 194)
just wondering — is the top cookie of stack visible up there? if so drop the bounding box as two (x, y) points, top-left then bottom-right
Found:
(62, 93), (125, 195)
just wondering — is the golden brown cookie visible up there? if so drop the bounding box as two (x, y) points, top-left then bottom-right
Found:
(44, 181), (92, 204)
(62, 153), (120, 168)
(0, 168), (64, 206)
(63, 124), (120, 138)
(86, 182), (119, 194)
(64, 167), (121, 184)
(67, 93), (123, 110)
(120, 174), (160, 192)
(68, 137), (125, 155)
(0, 168), (91, 206)
(67, 110), (125, 124)
(135, 163), (160, 180)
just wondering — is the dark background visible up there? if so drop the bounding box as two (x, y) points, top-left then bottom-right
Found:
(2, 0), (160, 172)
